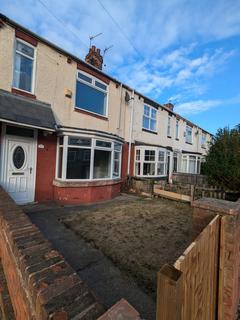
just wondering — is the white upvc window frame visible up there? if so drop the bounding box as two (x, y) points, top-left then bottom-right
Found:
(201, 132), (206, 148)
(185, 125), (193, 144)
(175, 119), (179, 139)
(12, 38), (37, 94)
(75, 70), (109, 118)
(56, 134), (122, 181)
(167, 116), (171, 137)
(180, 154), (203, 174)
(134, 146), (167, 178)
(142, 104), (157, 132)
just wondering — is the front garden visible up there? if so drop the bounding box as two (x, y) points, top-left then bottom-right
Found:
(63, 195), (193, 297)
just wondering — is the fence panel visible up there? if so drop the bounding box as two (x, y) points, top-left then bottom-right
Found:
(157, 215), (220, 320)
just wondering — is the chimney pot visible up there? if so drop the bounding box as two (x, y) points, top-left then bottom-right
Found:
(164, 103), (174, 111)
(85, 45), (103, 70)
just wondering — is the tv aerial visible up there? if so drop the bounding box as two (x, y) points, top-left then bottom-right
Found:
(89, 32), (103, 47)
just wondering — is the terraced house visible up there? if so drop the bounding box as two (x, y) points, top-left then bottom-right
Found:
(0, 14), (212, 205)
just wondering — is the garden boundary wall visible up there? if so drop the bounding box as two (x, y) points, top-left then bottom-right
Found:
(0, 187), (106, 319)
(156, 197), (240, 320)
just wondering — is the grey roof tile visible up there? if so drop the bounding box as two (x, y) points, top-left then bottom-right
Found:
(0, 89), (56, 130)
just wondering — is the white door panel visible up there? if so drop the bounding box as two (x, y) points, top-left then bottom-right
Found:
(1, 134), (36, 204)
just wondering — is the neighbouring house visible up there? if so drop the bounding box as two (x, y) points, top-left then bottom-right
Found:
(0, 13), (212, 205)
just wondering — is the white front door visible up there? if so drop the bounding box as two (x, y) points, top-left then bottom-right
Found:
(1, 129), (37, 204)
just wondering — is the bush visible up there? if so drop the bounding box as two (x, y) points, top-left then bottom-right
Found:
(203, 125), (240, 191)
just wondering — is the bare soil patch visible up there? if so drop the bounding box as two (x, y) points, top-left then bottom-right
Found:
(63, 195), (193, 297)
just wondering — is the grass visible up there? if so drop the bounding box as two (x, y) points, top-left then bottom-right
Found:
(63, 195), (193, 297)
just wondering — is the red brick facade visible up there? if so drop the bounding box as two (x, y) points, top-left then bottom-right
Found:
(53, 180), (121, 205)
(35, 132), (57, 202)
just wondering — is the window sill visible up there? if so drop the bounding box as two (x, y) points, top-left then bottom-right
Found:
(12, 87), (36, 99)
(167, 135), (172, 139)
(175, 138), (179, 141)
(74, 107), (108, 121)
(185, 141), (193, 145)
(53, 178), (121, 188)
(142, 128), (158, 135)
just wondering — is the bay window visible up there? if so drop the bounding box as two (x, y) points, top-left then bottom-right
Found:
(57, 136), (122, 180)
(75, 71), (108, 116)
(13, 39), (35, 93)
(135, 147), (167, 177)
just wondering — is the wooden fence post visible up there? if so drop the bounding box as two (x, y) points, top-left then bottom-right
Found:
(156, 264), (183, 320)
(190, 184), (195, 201)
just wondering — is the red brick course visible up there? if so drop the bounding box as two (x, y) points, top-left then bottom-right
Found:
(0, 187), (105, 319)
(53, 180), (121, 205)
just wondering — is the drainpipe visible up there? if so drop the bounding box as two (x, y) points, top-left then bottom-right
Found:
(127, 90), (135, 176)
(117, 83), (123, 134)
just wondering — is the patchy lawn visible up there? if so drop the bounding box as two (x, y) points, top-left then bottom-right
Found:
(63, 195), (193, 297)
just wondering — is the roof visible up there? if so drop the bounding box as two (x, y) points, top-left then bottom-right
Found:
(0, 89), (56, 130)
(0, 13), (213, 136)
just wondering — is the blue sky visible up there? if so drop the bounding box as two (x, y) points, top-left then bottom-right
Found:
(1, 0), (240, 134)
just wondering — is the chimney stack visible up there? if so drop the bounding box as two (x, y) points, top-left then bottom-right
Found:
(164, 103), (174, 111)
(85, 45), (103, 70)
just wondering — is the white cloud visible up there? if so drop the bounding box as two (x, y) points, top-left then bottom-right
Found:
(175, 95), (240, 116)
(175, 99), (222, 115)
(1, 0), (239, 108)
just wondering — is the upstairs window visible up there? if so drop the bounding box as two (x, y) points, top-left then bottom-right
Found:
(185, 125), (192, 144)
(167, 116), (171, 137)
(175, 120), (179, 139)
(142, 105), (157, 132)
(201, 133), (206, 147)
(75, 71), (108, 116)
(13, 39), (35, 93)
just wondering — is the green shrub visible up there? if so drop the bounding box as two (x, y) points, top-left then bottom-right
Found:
(203, 125), (240, 191)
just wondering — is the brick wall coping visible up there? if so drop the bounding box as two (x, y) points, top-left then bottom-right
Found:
(53, 178), (121, 188)
(0, 187), (105, 319)
(192, 197), (240, 215)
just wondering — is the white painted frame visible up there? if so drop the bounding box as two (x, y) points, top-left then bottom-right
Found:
(74, 70), (109, 118)
(167, 116), (171, 137)
(134, 145), (168, 178)
(185, 125), (193, 144)
(142, 104), (158, 133)
(180, 154), (202, 174)
(175, 119), (179, 139)
(55, 134), (122, 181)
(12, 38), (37, 95)
(0, 123), (38, 203)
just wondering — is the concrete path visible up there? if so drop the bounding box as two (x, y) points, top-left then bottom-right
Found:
(23, 197), (156, 320)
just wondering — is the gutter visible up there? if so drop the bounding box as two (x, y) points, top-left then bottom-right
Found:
(127, 90), (135, 175)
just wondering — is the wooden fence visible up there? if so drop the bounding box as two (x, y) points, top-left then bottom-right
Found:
(154, 182), (227, 202)
(157, 215), (220, 320)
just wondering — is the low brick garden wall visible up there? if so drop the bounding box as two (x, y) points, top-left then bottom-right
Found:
(0, 187), (105, 319)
